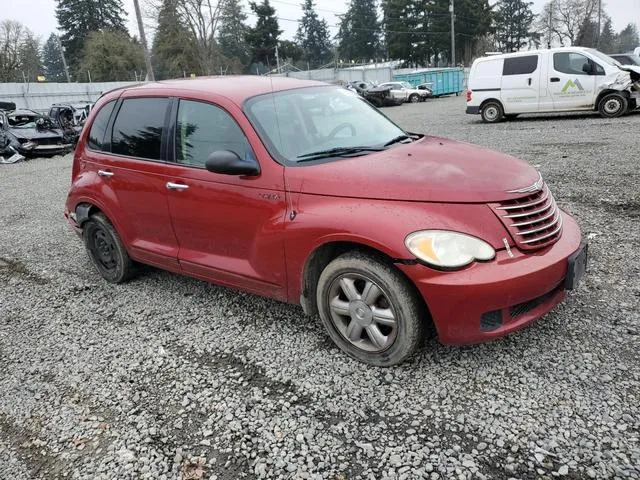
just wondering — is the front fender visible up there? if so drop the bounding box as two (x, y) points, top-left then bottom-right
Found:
(284, 194), (510, 303)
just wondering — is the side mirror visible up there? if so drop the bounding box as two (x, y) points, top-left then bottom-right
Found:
(582, 62), (595, 75)
(204, 150), (260, 176)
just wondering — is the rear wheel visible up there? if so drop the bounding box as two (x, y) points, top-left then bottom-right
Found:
(83, 213), (135, 283)
(481, 101), (504, 123)
(316, 252), (426, 366)
(598, 92), (628, 118)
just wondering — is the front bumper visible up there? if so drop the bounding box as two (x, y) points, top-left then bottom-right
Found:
(398, 211), (583, 344)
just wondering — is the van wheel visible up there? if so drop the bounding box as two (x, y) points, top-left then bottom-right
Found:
(481, 102), (504, 123)
(316, 251), (425, 366)
(83, 213), (135, 283)
(408, 94), (420, 103)
(598, 93), (628, 118)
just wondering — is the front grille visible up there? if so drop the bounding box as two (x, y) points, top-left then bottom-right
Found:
(490, 183), (562, 251)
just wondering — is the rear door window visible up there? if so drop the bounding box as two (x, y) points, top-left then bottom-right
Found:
(503, 56), (538, 75)
(87, 101), (115, 151)
(111, 98), (170, 160)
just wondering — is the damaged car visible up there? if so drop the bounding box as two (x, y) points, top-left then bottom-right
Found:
(466, 47), (640, 122)
(1, 106), (77, 158)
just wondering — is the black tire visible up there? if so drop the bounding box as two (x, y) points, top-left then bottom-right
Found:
(83, 213), (135, 283)
(316, 251), (426, 366)
(598, 92), (628, 118)
(481, 101), (504, 123)
(408, 94), (420, 103)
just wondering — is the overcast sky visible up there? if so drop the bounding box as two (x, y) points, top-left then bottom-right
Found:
(6, 0), (640, 44)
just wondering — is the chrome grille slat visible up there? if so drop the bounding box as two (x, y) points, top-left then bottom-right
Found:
(511, 204), (557, 227)
(496, 190), (550, 210)
(504, 197), (553, 218)
(490, 182), (562, 251)
(520, 215), (563, 244)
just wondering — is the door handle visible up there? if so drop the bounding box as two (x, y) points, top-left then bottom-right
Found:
(97, 169), (114, 177)
(166, 182), (189, 191)
(528, 78), (532, 86)
(550, 77), (560, 82)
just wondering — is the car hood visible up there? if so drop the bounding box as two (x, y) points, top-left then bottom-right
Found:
(285, 136), (540, 203)
(9, 127), (63, 140)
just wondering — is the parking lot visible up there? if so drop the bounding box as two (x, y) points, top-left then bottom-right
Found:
(0, 95), (638, 479)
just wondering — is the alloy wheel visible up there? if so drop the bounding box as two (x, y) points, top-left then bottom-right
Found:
(327, 273), (398, 352)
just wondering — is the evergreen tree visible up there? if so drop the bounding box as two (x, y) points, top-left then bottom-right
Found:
(598, 16), (616, 53)
(382, 0), (414, 62)
(494, 0), (534, 52)
(616, 23), (640, 53)
(19, 33), (43, 82)
(77, 30), (144, 81)
(218, 0), (251, 69)
(338, 0), (379, 62)
(152, 0), (199, 79)
(296, 0), (332, 68)
(42, 34), (67, 81)
(278, 39), (304, 65)
(55, 0), (128, 70)
(576, 20), (598, 47)
(246, 0), (281, 72)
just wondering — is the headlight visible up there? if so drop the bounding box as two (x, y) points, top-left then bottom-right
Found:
(405, 230), (495, 269)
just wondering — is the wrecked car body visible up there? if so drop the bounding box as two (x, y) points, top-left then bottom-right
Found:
(1, 107), (76, 159)
(364, 85), (404, 107)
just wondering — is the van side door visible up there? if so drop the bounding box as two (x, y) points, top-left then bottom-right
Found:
(500, 54), (540, 113)
(547, 51), (600, 111)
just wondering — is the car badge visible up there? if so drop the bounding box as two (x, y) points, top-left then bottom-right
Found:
(507, 172), (543, 194)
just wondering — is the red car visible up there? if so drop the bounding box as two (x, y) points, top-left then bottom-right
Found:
(65, 77), (587, 366)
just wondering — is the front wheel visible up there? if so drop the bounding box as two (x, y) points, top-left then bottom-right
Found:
(481, 101), (504, 123)
(316, 252), (426, 366)
(598, 93), (628, 118)
(408, 94), (420, 103)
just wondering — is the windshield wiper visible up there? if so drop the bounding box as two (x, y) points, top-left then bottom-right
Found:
(296, 146), (385, 162)
(383, 134), (415, 147)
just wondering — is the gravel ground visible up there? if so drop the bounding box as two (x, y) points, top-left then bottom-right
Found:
(0, 96), (638, 480)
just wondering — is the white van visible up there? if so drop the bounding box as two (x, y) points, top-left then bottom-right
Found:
(466, 47), (640, 123)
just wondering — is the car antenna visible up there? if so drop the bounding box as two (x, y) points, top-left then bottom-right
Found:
(269, 70), (296, 221)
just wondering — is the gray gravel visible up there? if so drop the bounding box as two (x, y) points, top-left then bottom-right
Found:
(0, 96), (638, 479)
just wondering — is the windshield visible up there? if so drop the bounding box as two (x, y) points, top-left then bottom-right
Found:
(244, 86), (407, 163)
(587, 48), (620, 67)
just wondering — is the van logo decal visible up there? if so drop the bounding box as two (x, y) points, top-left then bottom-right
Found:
(561, 79), (584, 93)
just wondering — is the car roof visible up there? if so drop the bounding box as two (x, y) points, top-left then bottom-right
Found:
(104, 76), (329, 105)
(475, 46), (599, 62)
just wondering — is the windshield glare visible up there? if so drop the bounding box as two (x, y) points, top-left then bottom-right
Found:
(245, 86), (407, 163)
(587, 48), (619, 67)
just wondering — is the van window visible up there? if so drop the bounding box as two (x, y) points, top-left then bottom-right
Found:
(87, 101), (115, 151)
(111, 98), (169, 160)
(503, 56), (538, 75)
(175, 100), (254, 167)
(553, 52), (592, 75)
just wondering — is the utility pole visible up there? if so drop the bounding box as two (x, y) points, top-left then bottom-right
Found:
(547, 2), (553, 49)
(133, 0), (155, 81)
(55, 35), (71, 82)
(275, 43), (280, 73)
(450, 0), (455, 66)
(596, 0), (602, 48)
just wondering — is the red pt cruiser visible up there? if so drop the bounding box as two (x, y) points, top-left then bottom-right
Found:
(65, 77), (587, 366)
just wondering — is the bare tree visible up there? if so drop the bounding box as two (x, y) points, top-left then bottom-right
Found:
(537, 0), (599, 46)
(0, 20), (26, 82)
(145, 0), (226, 75)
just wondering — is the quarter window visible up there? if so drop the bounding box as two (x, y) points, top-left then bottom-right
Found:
(87, 101), (115, 151)
(503, 56), (538, 75)
(175, 100), (254, 168)
(111, 98), (169, 160)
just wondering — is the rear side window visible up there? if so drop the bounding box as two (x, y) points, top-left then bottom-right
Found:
(503, 56), (538, 75)
(87, 101), (115, 151)
(175, 100), (253, 168)
(111, 98), (169, 160)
